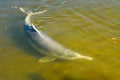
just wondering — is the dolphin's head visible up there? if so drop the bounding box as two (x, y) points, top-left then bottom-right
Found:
(63, 49), (93, 60)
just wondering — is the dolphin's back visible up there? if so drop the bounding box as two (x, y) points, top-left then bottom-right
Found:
(24, 24), (66, 55)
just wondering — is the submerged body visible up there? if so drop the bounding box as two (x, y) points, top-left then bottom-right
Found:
(24, 12), (93, 62)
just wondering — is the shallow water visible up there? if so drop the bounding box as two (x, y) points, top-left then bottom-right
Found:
(0, 0), (120, 80)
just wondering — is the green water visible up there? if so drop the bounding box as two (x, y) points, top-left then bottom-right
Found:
(0, 0), (120, 80)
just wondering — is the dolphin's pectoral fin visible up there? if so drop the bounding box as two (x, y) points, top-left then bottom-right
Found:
(38, 56), (56, 63)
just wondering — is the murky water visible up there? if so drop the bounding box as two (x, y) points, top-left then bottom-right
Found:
(0, 0), (120, 80)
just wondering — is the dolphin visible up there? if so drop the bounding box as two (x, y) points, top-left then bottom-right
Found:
(24, 10), (93, 62)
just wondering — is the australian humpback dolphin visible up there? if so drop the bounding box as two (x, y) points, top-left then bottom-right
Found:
(23, 10), (93, 62)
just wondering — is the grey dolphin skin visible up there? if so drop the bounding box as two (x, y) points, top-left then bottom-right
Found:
(24, 11), (93, 62)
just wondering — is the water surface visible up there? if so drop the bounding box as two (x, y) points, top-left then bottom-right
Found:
(0, 0), (120, 80)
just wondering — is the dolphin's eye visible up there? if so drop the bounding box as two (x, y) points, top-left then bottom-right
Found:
(64, 49), (75, 57)
(64, 49), (71, 54)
